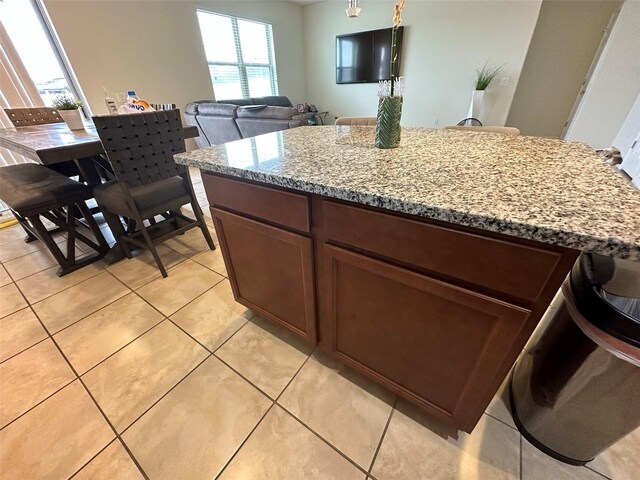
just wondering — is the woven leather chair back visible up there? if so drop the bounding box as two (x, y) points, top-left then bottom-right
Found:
(92, 110), (186, 187)
(5, 107), (64, 127)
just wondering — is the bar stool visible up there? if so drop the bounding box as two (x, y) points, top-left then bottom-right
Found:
(0, 163), (108, 276)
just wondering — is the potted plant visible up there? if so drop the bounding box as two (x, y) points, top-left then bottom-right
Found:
(467, 62), (503, 122)
(52, 95), (84, 130)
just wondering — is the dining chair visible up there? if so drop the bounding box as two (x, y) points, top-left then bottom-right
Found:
(92, 109), (215, 277)
(335, 117), (377, 126)
(4, 107), (83, 178)
(445, 125), (521, 135)
(4, 107), (64, 126)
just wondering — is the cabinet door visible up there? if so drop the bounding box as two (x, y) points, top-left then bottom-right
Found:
(212, 207), (316, 343)
(323, 244), (530, 431)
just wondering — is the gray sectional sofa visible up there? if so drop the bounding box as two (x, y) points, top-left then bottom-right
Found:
(184, 96), (308, 148)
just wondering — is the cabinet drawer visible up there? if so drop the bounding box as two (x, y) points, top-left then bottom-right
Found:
(324, 244), (530, 430)
(212, 207), (316, 343)
(323, 201), (563, 303)
(203, 174), (310, 232)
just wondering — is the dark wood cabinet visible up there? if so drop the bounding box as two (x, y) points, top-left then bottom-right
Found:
(322, 244), (531, 431)
(202, 172), (579, 432)
(211, 207), (317, 343)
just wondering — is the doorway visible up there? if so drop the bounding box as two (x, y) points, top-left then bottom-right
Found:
(506, 0), (620, 138)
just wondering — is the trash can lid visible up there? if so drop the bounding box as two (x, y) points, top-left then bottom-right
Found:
(570, 253), (640, 348)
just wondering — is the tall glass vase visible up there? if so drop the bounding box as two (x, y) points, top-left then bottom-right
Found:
(375, 96), (403, 149)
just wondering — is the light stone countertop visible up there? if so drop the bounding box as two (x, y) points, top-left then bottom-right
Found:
(175, 126), (640, 261)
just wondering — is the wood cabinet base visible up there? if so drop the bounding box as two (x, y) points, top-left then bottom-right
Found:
(205, 173), (579, 432)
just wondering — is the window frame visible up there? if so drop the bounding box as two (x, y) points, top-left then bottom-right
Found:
(197, 10), (279, 100)
(32, 0), (91, 114)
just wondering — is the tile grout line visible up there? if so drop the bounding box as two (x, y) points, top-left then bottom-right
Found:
(10, 278), (151, 480)
(0, 329), (49, 365)
(484, 411), (518, 431)
(0, 377), (76, 432)
(67, 438), (118, 479)
(366, 396), (398, 477)
(214, 348), (317, 479)
(520, 433), (523, 480)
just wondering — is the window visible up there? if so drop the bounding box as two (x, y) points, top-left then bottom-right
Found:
(197, 11), (278, 100)
(0, 0), (88, 110)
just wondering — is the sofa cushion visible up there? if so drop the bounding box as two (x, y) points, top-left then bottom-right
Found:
(217, 98), (253, 106)
(197, 103), (239, 117)
(237, 105), (298, 120)
(251, 96), (293, 108)
(185, 101), (217, 115)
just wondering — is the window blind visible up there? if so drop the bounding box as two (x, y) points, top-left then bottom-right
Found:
(197, 11), (279, 100)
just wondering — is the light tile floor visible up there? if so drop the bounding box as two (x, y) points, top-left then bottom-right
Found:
(0, 172), (638, 479)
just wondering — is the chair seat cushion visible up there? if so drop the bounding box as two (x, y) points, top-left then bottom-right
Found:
(0, 163), (92, 217)
(94, 175), (191, 217)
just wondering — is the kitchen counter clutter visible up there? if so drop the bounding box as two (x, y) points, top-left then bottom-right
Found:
(174, 126), (640, 433)
(176, 126), (640, 260)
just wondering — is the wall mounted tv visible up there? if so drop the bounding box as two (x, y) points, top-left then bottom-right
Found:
(336, 26), (404, 84)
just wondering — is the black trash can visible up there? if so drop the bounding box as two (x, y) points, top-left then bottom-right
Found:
(509, 253), (640, 465)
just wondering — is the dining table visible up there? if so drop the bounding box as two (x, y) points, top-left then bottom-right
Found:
(0, 121), (200, 263)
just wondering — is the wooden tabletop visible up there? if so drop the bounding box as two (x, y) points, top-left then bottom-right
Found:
(0, 122), (199, 165)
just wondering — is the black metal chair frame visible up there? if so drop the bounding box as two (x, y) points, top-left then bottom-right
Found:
(93, 110), (215, 277)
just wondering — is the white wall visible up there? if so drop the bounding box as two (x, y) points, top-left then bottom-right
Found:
(565, 0), (640, 148)
(302, 0), (542, 127)
(44, 0), (307, 116)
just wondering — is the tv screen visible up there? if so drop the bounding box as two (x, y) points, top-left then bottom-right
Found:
(336, 27), (404, 84)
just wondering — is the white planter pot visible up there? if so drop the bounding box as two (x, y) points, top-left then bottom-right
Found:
(466, 89), (486, 122)
(59, 109), (85, 130)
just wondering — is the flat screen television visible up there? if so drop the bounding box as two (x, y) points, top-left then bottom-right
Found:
(336, 26), (404, 84)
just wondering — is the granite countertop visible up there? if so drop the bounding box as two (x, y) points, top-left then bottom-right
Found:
(175, 126), (640, 260)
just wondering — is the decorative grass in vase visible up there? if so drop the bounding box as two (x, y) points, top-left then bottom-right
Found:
(375, 0), (406, 149)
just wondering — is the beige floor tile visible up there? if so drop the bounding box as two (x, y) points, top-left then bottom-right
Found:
(55, 293), (164, 374)
(216, 317), (313, 398)
(0, 283), (27, 319)
(0, 381), (114, 480)
(72, 440), (144, 480)
(219, 406), (364, 479)
(0, 234), (63, 263)
(33, 271), (130, 333)
(123, 356), (270, 480)
(0, 339), (76, 428)
(3, 248), (57, 281)
(0, 224), (25, 245)
(107, 244), (187, 290)
(165, 226), (216, 257)
(485, 376), (516, 429)
(171, 280), (252, 351)
(16, 262), (103, 304)
(279, 352), (394, 469)
(0, 263), (11, 287)
(371, 401), (520, 480)
(82, 321), (208, 432)
(0, 307), (47, 362)
(136, 260), (224, 316)
(588, 426), (640, 480)
(192, 247), (227, 275)
(522, 440), (606, 480)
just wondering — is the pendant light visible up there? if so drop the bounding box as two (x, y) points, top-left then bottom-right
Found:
(346, 0), (361, 18)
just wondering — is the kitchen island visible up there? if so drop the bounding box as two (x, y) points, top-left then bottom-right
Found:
(175, 126), (640, 433)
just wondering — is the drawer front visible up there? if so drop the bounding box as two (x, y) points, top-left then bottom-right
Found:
(324, 244), (531, 430)
(203, 174), (310, 233)
(323, 201), (563, 304)
(212, 207), (316, 343)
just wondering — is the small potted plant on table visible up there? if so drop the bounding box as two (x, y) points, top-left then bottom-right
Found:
(52, 95), (84, 130)
(466, 62), (503, 123)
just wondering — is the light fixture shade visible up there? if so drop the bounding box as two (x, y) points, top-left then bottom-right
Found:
(345, 6), (361, 17)
(346, 0), (361, 17)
